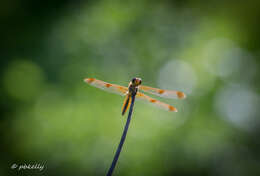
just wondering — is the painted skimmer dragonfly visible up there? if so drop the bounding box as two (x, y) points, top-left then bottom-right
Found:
(84, 78), (186, 115)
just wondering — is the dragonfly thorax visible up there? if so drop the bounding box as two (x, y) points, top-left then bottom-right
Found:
(128, 83), (138, 96)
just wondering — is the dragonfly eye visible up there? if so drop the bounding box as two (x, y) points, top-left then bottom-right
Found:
(131, 77), (142, 85)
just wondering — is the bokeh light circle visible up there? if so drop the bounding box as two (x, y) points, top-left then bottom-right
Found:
(214, 84), (260, 131)
(3, 60), (45, 101)
(158, 59), (197, 94)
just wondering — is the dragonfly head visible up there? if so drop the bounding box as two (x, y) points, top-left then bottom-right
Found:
(131, 77), (142, 86)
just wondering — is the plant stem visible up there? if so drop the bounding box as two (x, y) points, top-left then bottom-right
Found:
(106, 94), (136, 176)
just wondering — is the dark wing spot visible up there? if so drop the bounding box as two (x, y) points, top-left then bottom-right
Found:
(106, 83), (112, 88)
(150, 99), (157, 103)
(158, 90), (165, 94)
(177, 91), (186, 99)
(85, 78), (95, 83)
(169, 106), (177, 112)
(118, 87), (125, 91)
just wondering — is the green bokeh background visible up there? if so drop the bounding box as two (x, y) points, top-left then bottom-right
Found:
(1, 0), (260, 176)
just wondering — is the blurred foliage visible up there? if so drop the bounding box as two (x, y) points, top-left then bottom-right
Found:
(0, 0), (260, 176)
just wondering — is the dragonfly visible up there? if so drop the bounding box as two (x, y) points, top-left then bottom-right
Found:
(84, 78), (186, 115)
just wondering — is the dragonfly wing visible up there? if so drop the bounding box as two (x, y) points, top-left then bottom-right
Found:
(136, 92), (177, 112)
(84, 78), (128, 96)
(139, 85), (186, 99)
